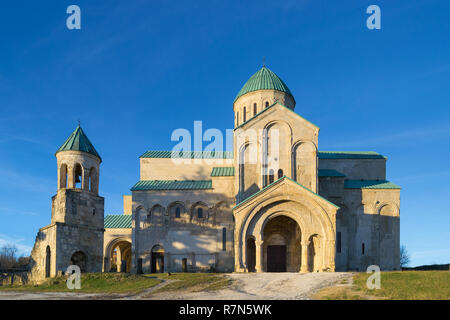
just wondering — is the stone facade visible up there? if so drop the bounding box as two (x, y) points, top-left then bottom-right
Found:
(31, 67), (400, 281)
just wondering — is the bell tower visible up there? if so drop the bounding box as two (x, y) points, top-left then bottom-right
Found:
(30, 124), (105, 282)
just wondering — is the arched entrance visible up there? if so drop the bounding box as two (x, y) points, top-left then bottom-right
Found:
(109, 240), (131, 272)
(151, 245), (164, 273)
(263, 215), (301, 272)
(70, 251), (87, 272)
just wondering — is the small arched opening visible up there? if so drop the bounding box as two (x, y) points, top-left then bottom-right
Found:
(109, 240), (132, 273)
(70, 251), (87, 272)
(74, 164), (83, 189)
(45, 246), (51, 278)
(151, 245), (164, 273)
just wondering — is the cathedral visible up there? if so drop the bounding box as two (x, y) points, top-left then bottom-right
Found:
(29, 66), (401, 281)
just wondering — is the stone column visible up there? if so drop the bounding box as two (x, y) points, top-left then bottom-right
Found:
(82, 169), (89, 190)
(328, 239), (336, 272)
(116, 247), (122, 272)
(255, 240), (264, 272)
(300, 241), (309, 273)
(67, 166), (75, 189)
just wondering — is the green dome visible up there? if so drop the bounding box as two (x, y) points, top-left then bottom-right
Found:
(56, 125), (101, 160)
(234, 66), (294, 102)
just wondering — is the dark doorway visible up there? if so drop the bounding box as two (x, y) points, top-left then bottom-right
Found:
(182, 258), (187, 272)
(267, 245), (286, 272)
(246, 238), (256, 272)
(151, 245), (164, 273)
(151, 253), (164, 273)
(45, 246), (51, 278)
(70, 251), (87, 272)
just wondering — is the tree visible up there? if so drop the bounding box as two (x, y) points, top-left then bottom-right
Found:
(0, 244), (18, 269)
(400, 245), (411, 268)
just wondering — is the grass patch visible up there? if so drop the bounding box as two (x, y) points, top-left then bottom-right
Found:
(353, 271), (450, 300)
(150, 273), (231, 292)
(0, 273), (161, 294)
(314, 271), (450, 300)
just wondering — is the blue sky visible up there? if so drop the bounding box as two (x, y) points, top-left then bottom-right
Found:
(0, 0), (449, 267)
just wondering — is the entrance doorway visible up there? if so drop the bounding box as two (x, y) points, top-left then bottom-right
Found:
(267, 245), (287, 272)
(151, 245), (164, 273)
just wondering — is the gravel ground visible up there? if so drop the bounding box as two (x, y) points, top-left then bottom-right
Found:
(145, 272), (354, 300)
(0, 272), (353, 300)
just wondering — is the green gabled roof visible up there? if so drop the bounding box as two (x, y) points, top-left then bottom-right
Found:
(211, 167), (235, 177)
(56, 125), (101, 160)
(104, 214), (132, 229)
(140, 151), (233, 159)
(233, 175), (339, 210)
(131, 180), (212, 191)
(318, 151), (386, 159)
(344, 180), (401, 189)
(235, 66), (294, 102)
(318, 169), (346, 177)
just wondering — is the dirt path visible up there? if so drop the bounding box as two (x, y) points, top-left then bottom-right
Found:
(143, 272), (354, 300)
(0, 272), (353, 300)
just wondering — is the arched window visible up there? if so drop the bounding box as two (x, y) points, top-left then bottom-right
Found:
(277, 169), (283, 179)
(362, 243), (365, 255)
(236, 112), (239, 126)
(175, 207), (181, 218)
(222, 227), (226, 251)
(74, 164), (82, 189)
(45, 246), (51, 278)
(265, 101), (269, 108)
(243, 107), (246, 122)
(269, 169), (275, 184)
(197, 208), (203, 219)
(253, 103), (257, 116)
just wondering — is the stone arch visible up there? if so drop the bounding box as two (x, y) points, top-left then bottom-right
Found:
(168, 201), (185, 220)
(150, 204), (164, 226)
(210, 201), (231, 225)
(291, 140), (317, 191)
(190, 201), (209, 221)
(237, 196), (336, 271)
(59, 164), (68, 189)
(105, 238), (132, 272)
(70, 251), (87, 272)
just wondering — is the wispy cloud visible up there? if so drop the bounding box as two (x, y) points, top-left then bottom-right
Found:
(0, 234), (33, 256)
(0, 167), (54, 194)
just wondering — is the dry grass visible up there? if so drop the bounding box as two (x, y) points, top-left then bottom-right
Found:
(0, 273), (161, 294)
(150, 273), (232, 292)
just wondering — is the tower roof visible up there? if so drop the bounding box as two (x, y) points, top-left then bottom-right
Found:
(234, 66), (294, 102)
(56, 125), (101, 160)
